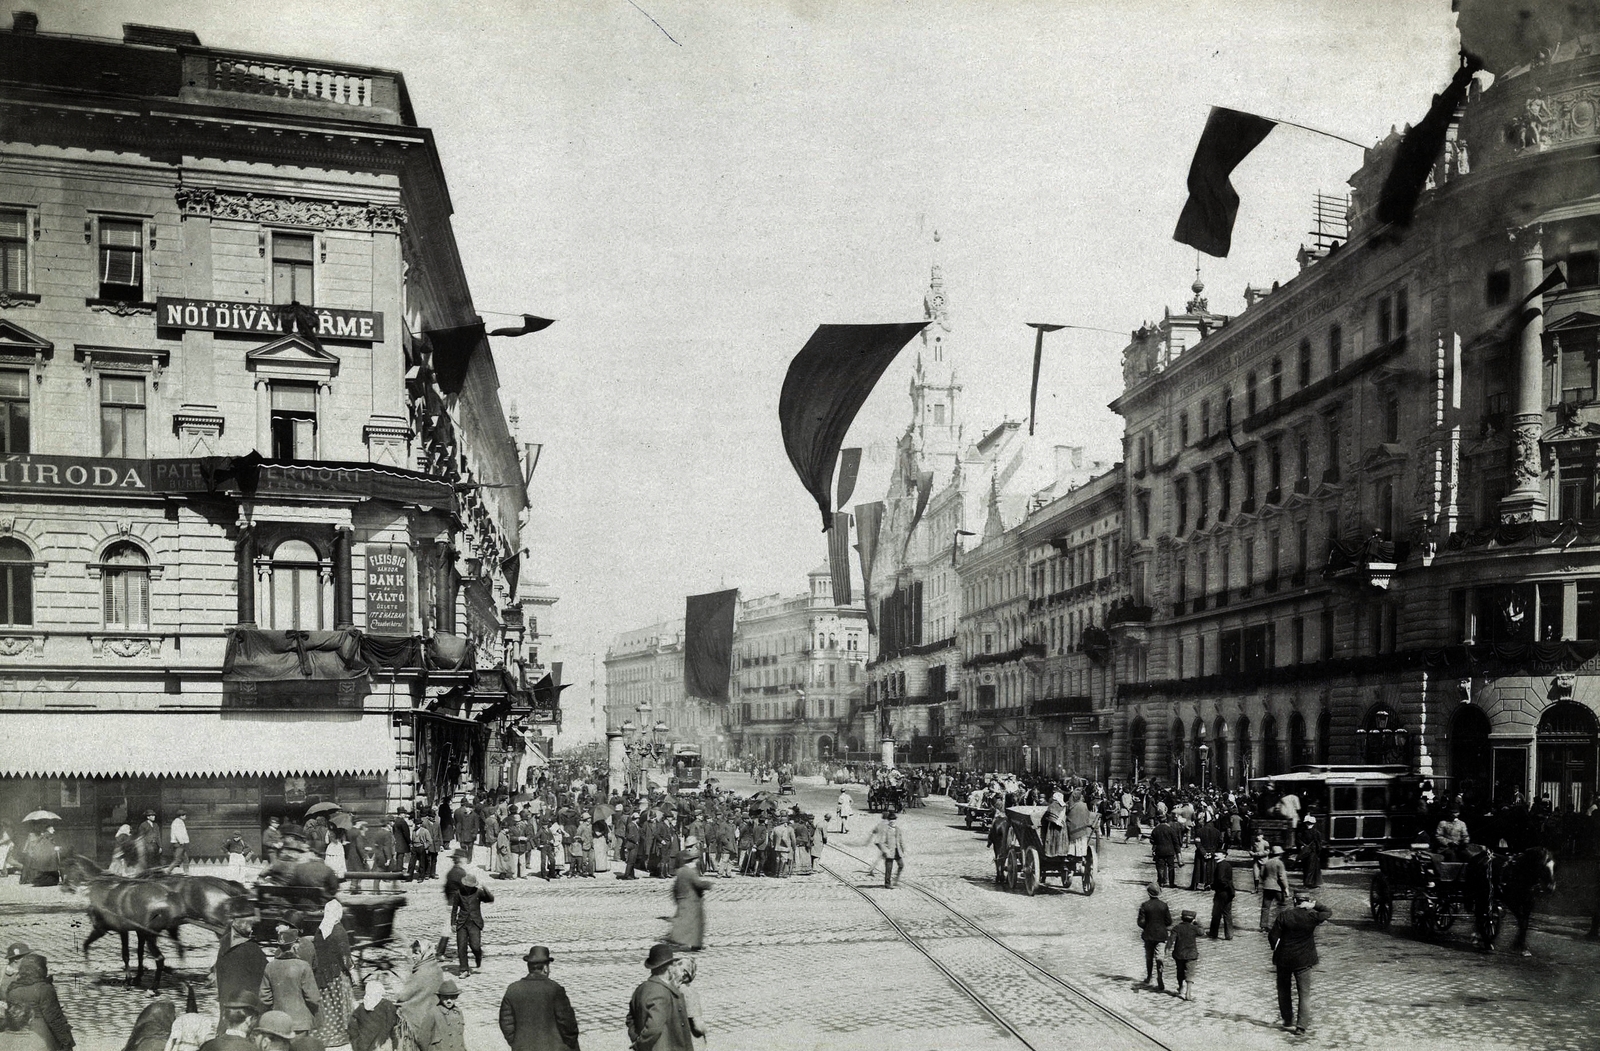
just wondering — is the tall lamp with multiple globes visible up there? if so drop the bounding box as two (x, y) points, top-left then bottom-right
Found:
(619, 702), (671, 793)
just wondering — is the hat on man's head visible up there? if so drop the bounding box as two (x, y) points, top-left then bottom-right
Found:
(1271, 844), (1285, 856)
(4, 942), (31, 961)
(522, 945), (552, 965)
(1304, 815), (1316, 824)
(644, 943), (676, 971)
(1180, 909), (1197, 921)
(886, 811), (898, 821)
(276, 924), (301, 944)
(1146, 883), (1161, 897)
(143, 810), (156, 818)
(462, 874), (478, 888)
(220, 992), (260, 1010)
(280, 823), (306, 840)
(255, 1011), (298, 1040)
(437, 978), (459, 998)
(1293, 890), (1313, 904)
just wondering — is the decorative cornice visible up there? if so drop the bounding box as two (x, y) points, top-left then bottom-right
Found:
(175, 187), (408, 233)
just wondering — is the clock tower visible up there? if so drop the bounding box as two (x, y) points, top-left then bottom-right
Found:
(909, 231), (963, 487)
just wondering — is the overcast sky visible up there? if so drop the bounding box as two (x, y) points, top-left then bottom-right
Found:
(39, 0), (1460, 698)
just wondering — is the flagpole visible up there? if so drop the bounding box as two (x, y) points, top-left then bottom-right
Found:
(1247, 113), (1366, 150)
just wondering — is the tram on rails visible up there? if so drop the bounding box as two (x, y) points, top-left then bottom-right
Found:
(669, 745), (704, 794)
(1248, 765), (1427, 859)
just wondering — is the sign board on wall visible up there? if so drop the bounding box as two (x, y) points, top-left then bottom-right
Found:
(156, 297), (384, 342)
(365, 544), (411, 634)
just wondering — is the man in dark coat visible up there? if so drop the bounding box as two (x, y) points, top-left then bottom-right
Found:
(1149, 816), (1181, 888)
(1136, 883), (1172, 990)
(453, 803), (480, 856)
(1208, 852), (1235, 940)
(626, 944), (693, 1051)
(619, 812), (642, 880)
(451, 873), (494, 976)
(391, 809), (413, 879)
(215, 918), (269, 1016)
(497, 945), (579, 1051)
(1269, 892), (1333, 1034)
(1189, 818), (1225, 890)
(4, 953), (73, 1050)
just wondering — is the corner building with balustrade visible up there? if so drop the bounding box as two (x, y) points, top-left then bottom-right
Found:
(1109, 41), (1600, 812)
(0, 17), (543, 858)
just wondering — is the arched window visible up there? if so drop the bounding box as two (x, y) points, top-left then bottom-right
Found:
(1172, 718), (1187, 785)
(1316, 709), (1332, 765)
(1236, 715), (1253, 781)
(1262, 712), (1282, 775)
(1128, 717), (1147, 780)
(1213, 716), (1230, 789)
(1289, 710), (1308, 768)
(0, 537), (33, 627)
(267, 538), (325, 630)
(101, 542), (149, 630)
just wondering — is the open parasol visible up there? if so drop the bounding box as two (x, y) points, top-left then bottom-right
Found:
(329, 812), (355, 831)
(304, 802), (343, 818)
(21, 810), (62, 823)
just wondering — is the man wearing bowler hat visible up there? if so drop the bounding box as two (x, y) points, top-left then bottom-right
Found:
(626, 944), (693, 1051)
(498, 945), (579, 1051)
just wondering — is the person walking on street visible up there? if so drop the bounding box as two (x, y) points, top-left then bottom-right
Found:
(668, 851), (712, 951)
(626, 944), (693, 1051)
(214, 918), (268, 1027)
(1299, 816), (1325, 889)
(1249, 831), (1270, 892)
(1188, 818), (1223, 891)
(1208, 852), (1235, 940)
(451, 874), (494, 976)
(347, 978), (400, 1051)
(417, 978), (466, 1051)
(1269, 891), (1333, 1034)
(1149, 815), (1180, 889)
(497, 946), (579, 1051)
(1259, 845), (1289, 932)
(869, 811), (905, 888)
(1167, 909), (1201, 1001)
(259, 927), (320, 1036)
(836, 789), (853, 835)
(1137, 883), (1172, 991)
(168, 808), (190, 873)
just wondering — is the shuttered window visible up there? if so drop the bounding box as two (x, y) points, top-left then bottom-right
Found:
(98, 219), (144, 299)
(0, 210), (26, 293)
(102, 543), (150, 630)
(100, 375), (147, 458)
(0, 537), (32, 626)
(0, 368), (28, 454)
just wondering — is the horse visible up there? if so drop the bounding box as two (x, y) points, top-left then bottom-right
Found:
(58, 853), (187, 991)
(152, 873), (254, 935)
(1494, 845), (1558, 955)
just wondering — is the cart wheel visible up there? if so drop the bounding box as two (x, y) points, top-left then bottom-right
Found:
(1082, 863), (1096, 896)
(1482, 904), (1504, 947)
(1369, 874), (1392, 930)
(1022, 848), (1041, 897)
(1410, 893), (1452, 934)
(1005, 849), (1021, 892)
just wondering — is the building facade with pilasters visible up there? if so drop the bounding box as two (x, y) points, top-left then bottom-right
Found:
(1108, 40), (1600, 809)
(0, 17), (536, 859)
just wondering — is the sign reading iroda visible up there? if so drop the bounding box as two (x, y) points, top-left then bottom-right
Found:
(0, 454), (209, 495)
(365, 544), (410, 634)
(157, 297), (384, 342)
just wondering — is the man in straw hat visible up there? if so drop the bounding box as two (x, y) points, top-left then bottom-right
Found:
(497, 946), (578, 1051)
(626, 943), (694, 1051)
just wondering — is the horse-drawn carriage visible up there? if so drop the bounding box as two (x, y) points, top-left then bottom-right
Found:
(867, 780), (904, 813)
(955, 802), (994, 831)
(251, 875), (408, 964)
(992, 806), (1096, 896)
(1367, 844), (1556, 952)
(777, 771), (796, 796)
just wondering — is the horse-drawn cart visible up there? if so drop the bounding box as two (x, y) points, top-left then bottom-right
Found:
(867, 781), (904, 813)
(251, 875), (408, 964)
(955, 802), (994, 831)
(992, 806), (1096, 896)
(1368, 848), (1499, 943)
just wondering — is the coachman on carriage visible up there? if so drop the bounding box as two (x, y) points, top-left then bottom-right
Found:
(991, 805), (1098, 896)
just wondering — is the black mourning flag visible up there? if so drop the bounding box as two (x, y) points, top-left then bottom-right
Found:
(854, 501), (884, 633)
(780, 323), (928, 529)
(488, 315), (556, 337)
(1173, 108), (1277, 258)
(684, 589), (739, 701)
(1376, 57), (1483, 230)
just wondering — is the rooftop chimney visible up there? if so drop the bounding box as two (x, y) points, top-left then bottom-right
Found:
(12, 11), (39, 33)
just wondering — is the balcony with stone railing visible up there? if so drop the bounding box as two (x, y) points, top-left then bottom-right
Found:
(179, 48), (411, 125)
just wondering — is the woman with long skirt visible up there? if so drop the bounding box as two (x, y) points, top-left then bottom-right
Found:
(310, 899), (357, 1049)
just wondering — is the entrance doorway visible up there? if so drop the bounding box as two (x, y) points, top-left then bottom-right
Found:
(1536, 702), (1598, 812)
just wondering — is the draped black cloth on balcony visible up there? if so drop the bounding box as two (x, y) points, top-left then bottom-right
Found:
(413, 710), (488, 801)
(225, 628), (367, 680)
(780, 323), (927, 529)
(684, 589), (739, 701)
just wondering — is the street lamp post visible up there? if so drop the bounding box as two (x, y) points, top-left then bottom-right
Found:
(1091, 742), (1101, 785)
(1198, 742), (1210, 792)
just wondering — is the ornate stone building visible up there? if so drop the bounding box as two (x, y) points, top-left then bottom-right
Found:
(0, 17), (541, 857)
(603, 618), (726, 765)
(1109, 40), (1600, 809)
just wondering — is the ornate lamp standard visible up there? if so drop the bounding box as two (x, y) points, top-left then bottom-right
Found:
(1091, 742), (1102, 785)
(1198, 742), (1210, 792)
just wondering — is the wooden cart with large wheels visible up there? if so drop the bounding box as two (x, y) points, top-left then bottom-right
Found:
(994, 806), (1097, 896)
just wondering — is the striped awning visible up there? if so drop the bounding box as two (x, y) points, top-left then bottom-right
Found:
(0, 710), (396, 778)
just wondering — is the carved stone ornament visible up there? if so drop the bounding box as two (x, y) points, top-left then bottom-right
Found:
(0, 636), (35, 658)
(89, 636), (154, 659)
(1511, 418), (1543, 490)
(175, 187), (408, 233)
(88, 300), (154, 317)
(0, 291), (37, 309)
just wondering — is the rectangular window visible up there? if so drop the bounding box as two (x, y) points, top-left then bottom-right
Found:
(1241, 449), (1257, 506)
(932, 403), (946, 424)
(1569, 250), (1600, 289)
(1195, 467), (1210, 527)
(270, 381), (318, 460)
(1395, 287), (1409, 340)
(1175, 478), (1188, 536)
(1578, 581), (1600, 640)
(1217, 457), (1232, 520)
(1298, 339), (1312, 387)
(1321, 607), (1336, 660)
(1243, 624), (1270, 672)
(1538, 581), (1564, 641)
(1200, 399), (1211, 438)
(1179, 411), (1190, 447)
(1324, 414), (1341, 483)
(0, 368), (28, 454)
(1297, 522), (1309, 574)
(1267, 437), (1282, 497)
(98, 218), (144, 301)
(1136, 490), (1150, 539)
(0, 210), (27, 293)
(1244, 538), (1256, 590)
(1292, 616), (1306, 663)
(0, 548), (31, 627)
(1220, 545), (1231, 600)
(1564, 474), (1597, 521)
(272, 233), (315, 305)
(100, 375), (147, 458)
(1375, 479), (1395, 538)
(1175, 637), (1186, 678)
(1328, 323), (1343, 372)
(1296, 433), (1311, 492)
(1377, 295), (1393, 345)
(1220, 629), (1242, 677)
(1561, 329), (1597, 405)
(1246, 372), (1258, 416)
(1369, 604), (1384, 654)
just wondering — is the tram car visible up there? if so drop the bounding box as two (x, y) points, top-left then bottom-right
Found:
(1247, 765), (1426, 862)
(669, 746), (704, 795)
(992, 806), (1097, 895)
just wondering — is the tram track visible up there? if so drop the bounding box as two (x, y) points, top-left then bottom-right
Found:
(819, 840), (1177, 1051)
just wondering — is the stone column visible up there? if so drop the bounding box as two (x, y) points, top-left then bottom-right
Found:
(333, 526), (354, 629)
(880, 738), (896, 768)
(607, 730), (627, 797)
(236, 526), (256, 626)
(1500, 225), (1549, 522)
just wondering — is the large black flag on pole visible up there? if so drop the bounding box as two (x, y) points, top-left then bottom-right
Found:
(1376, 55), (1483, 230)
(1173, 107), (1278, 258)
(780, 323), (928, 530)
(854, 501), (884, 634)
(828, 512), (854, 606)
(836, 448), (863, 510)
(684, 589), (739, 702)
(901, 470), (935, 561)
(1026, 324), (1065, 436)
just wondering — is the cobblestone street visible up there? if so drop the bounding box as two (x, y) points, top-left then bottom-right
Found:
(4, 777), (1599, 1050)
